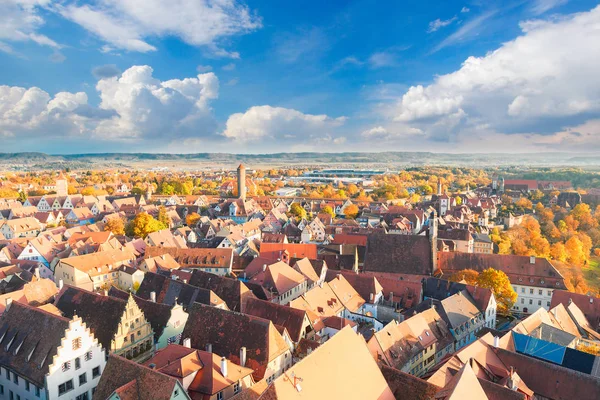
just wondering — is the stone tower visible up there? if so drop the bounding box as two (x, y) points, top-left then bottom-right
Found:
(56, 172), (68, 197)
(237, 164), (246, 200)
(428, 210), (438, 274)
(146, 185), (153, 202)
(499, 177), (505, 193)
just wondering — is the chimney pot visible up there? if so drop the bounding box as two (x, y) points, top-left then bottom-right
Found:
(240, 347), (247, 367)
(530, 256), (535, 264)
(263, 264), (267, 272)
(58, 279), (64, 290)
(150, 291), (156, 302)
(5, 297), (12, 310)
(183, 338), (191, 348)
(221, 357), (228, 378)
(206, 343), (212, 353)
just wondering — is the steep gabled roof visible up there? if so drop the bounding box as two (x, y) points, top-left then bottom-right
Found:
(0, 302), (70, 386)
(94, 354), (183, 400)
(363, 233), (433, 275)
(259, 326), (394, 400)
(54, 286), (127, 351)
(244, 298), (310, 343)
(181, 304), (289, 381)
(108, 287), (174, 341)
(188, 270), (255, 312)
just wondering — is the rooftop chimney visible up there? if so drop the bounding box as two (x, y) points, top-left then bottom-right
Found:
(389, 291), (394, 302)
(221, 357), (228, 378)
(530, 256), (535, 264)
(369, 293), (374, 302)
(5, 297), (12, 311)
(493, 336), (499, 348)
(150, 291), (156, 302)
(58, 279), (64, 290)
(240, 347), (247, 367)
(263, 264), (267, 272)
(183, 338), (191, 348)
(34, 267), (40, 279)
(206, 343), (212, 353)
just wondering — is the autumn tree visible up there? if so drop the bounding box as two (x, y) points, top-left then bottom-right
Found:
(343, 204), (359, 219)
(321, 205), (335, 218)
(515, 197), (533, 210)
(565, 236), (587, 266)
(289, 203), (307, 220)
(125, 212), (166, 238)
(186, 212), (201, 227)
(0, 188), (20, 198)
(448, 269), (479, 285)
(104, 217), (125, 236)
(158, 205), (170, 227)
(476, 268), (517, 315)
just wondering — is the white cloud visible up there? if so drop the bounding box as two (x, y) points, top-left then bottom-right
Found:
(368, 51), (398, 68)
(222, 105), (346, 142)
(427, 16), (458, 33)
(461, 7), (470, 13)
(431, 11), (496, 52)
(0, 0), (61, 52)
(59, 0), (261, 56)
(95, 65), (219, 139)
(196, 65), (213, 73)
(531, 0), (568, 16)
(273, 27), (328, 64)
(392, 6), (600, 145)
(361, 125), (423, 140)
(222, 63), (236, 71)
(0, 65), (220, 141)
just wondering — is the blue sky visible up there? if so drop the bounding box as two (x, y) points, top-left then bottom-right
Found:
(1, 0), (600, 154)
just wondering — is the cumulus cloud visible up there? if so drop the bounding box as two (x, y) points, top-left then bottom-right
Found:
(0, 65), (220, 142)
(361, 125), (424, 140)
(0, 0), (61, 53)
(392, 6), (600, 145)
(58, 0), (261, 56)
(427, 16), (458, 33)
(222, 105), (346, 142)
(95, 65), (219, 139)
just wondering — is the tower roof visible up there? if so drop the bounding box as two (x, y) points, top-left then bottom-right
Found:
(238, 163), (246, 170)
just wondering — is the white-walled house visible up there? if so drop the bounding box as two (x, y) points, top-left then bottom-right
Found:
(0, 217), (42, 239)
(0, 302), (106, 400)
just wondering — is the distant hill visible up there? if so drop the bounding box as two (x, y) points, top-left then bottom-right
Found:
(1, 151), (600, 167)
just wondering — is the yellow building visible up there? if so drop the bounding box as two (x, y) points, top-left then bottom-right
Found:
(55, 286), (155, 362)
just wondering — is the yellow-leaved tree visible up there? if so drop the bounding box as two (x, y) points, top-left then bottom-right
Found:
(476, 268), (517, 316)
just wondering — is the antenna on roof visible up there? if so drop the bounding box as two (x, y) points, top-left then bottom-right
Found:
(290, 372), (303, 392)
